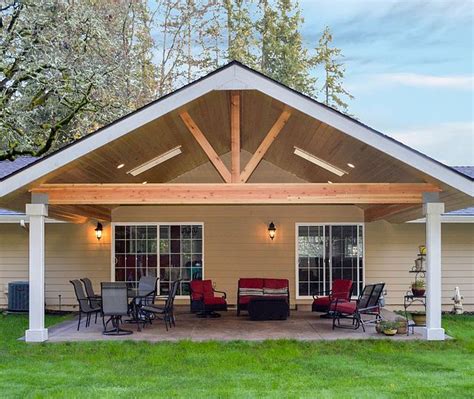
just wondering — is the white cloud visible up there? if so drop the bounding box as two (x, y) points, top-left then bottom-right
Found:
(377, 73), (474, 90)
(389, 122), (474, 165)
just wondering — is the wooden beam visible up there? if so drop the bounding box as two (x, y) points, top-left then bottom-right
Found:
(240, 108), (291, 183)
(180, 111), (231, 183)
(49, 205), (111, 223)
(32, 183), (441, 205)
(230, 91), (240, 182)
(364, 204), (419, 222)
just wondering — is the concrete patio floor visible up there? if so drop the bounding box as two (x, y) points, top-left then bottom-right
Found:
(45, 307), (424, 342)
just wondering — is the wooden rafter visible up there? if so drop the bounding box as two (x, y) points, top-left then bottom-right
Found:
(230, 91), (241, 182)
(180, 111), (231, 183)
(364, 204), (419, 222)
(240, 108), (291, 183)
(31, 183), (440, 205)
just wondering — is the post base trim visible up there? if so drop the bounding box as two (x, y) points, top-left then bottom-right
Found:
(25, 328), (49, 342)
(423, 327), (445, 341)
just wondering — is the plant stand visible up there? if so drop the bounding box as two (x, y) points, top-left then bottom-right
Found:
(403, 294), (426, 335)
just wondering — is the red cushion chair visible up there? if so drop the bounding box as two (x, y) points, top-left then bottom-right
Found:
(330, 283), (385, 331)
(190, 279), (227, 318)
(312, 279), (353, 315)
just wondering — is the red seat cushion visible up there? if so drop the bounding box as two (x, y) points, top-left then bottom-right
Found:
(264, 279), (288, 289)
(239, 278), (264, 289)
(239, 295), (254, 305)
(204, 296), (227, 306)
(329, 300), (357, 314)
(312, 296), (331, 307)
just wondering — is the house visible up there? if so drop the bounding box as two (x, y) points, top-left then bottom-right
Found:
(0, 61), (473, 342)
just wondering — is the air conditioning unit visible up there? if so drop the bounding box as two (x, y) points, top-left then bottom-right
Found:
(8, 281), (29, 312)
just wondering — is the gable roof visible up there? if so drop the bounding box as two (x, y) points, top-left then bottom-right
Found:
(0, 61), (473, 199)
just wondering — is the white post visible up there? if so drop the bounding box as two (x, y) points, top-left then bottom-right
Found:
(423, 202), (445, 341)
(25, 203), (48, 342)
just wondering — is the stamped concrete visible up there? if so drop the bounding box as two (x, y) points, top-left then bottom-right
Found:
(46, 307), (424, 343)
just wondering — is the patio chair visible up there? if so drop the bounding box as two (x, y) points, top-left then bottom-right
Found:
(80, 277), (101, 308)
(70, 279), (101, 331)
(312, 279), (353, 317)
(101, 282), (133, 335)
(141, 280), (180, 331)
(130, 276), (158, 325)
(189, 279), (227, 318)
(330, 283), (385, 331)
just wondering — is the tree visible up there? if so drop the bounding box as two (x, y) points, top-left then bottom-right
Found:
(313, 26), (353, 113)
(0, 0), (156, 161)
(257, 0), (315, 96)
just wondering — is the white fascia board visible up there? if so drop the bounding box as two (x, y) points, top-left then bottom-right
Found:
(408, 215), (474, 224)
(233, 67), (474, 197)
(0, 215), (66, 223)
(0, 66), (238, 197)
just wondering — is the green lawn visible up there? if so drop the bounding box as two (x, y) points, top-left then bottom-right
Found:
(0, 314), (473, 398)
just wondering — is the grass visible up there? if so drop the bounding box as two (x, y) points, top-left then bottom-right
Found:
(0, 314), (473, 398)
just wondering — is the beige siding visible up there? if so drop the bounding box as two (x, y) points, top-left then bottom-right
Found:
(0, 222), (110, 309)
(366, 221), (474, 310)
(1, 207), (472, 312)
(113, 205), (363, 305)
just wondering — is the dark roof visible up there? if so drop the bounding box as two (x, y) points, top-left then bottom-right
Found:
(452, 166), (474, 179)
(0, 156), (37, 179)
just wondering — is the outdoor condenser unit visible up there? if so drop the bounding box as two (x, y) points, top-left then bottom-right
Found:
(8, 281), (29, 312)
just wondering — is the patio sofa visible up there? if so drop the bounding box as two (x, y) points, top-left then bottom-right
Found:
(237, 278), (290, 316)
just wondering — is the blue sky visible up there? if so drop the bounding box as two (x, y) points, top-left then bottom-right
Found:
(299, 0), (473, 166)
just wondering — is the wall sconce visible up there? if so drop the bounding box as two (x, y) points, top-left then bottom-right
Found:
(268, 221), (276, 240)
(95, 222), (103, 241)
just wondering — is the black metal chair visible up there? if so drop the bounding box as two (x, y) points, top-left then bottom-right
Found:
(130, 276), (159, 327)
(80, 277), (101, 308)
(142, 280), (180, 331)
(70, 279), (101, 331)
(101, 282), (133, 336)
(330, 283), (385, 331)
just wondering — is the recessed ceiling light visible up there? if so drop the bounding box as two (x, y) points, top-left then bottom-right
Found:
(347, 163), (355, 168)
(328, 180), (333, 184)
(127, 146), (182, 176)
(293, 147), (348, 177)
(117, 163), (125, 169)
(142, 181), (148, 185)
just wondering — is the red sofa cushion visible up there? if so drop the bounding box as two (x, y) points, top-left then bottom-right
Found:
(329, 300), (357, 314)
(239, 278), (264, 289)
(238, 295), (254, 305)
(264, 278), (288, 289)
(204, 296), (227, 306)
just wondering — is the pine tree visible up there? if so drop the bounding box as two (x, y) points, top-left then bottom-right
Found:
(257, 0), (315, 96)
(313, 26), (353, 113)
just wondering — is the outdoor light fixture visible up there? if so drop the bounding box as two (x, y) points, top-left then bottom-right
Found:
(127, 146), (182, 176)
(95, 222), (103, 241)
(117, 163), (125, 169)
(294, 147), (348, 177)
(268, 222), (276, 240)
(347, 163), (355, 168)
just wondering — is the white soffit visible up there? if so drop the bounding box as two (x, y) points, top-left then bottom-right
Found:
(0, 63), (473, 198)
(293, 147), (348, 177)
(127, 146), (182, 176)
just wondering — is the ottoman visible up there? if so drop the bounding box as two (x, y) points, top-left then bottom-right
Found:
(247, 297), (289, 321)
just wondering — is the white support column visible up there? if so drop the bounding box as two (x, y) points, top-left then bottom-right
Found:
(423, 201), (445, 341)
(25, 203), (48, 342)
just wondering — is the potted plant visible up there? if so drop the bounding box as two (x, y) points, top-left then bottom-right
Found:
(411, 279), (425, 297)
(410, 311), (426, 326)
(395, 316), (408, 335)
(380, 320), (398, 336)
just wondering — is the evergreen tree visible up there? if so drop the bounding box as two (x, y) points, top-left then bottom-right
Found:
(313, 26), (353, 113)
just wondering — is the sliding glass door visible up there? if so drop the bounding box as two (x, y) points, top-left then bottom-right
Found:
(296, 224), (364, 298)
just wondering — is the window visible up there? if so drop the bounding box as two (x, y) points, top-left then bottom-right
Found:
(296, 224), (364, 298)
(113, 223), (203, 296)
